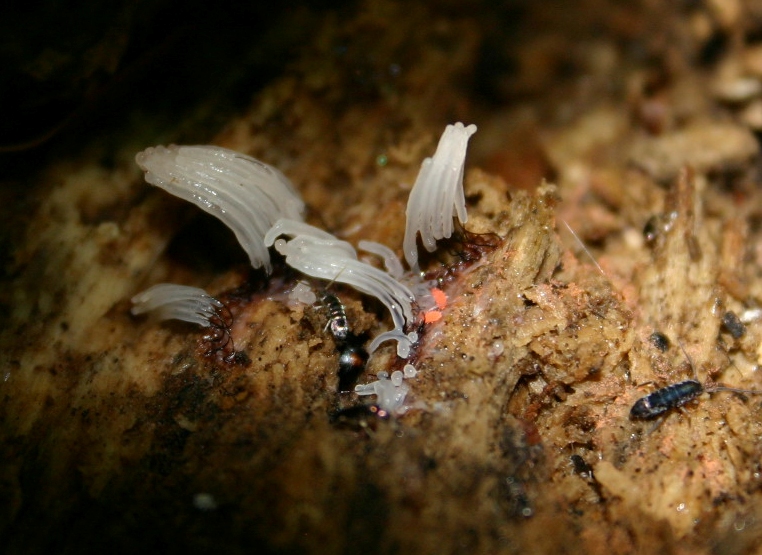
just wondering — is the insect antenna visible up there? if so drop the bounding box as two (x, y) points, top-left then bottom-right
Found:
(708, 385), (762, 395)
(324, 265), (347, 290)
(672, 339), (762, 398)
(561, 219), (605, 277)
(676, 339), (700, 381)
(705, 348), (762, 395)
(319, 267), (349, 338)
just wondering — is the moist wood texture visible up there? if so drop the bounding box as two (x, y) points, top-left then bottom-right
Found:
(3, 1), (762, 553)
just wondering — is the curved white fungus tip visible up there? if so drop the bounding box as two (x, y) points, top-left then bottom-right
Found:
(264, 218), (352, 250)
(367, 325), (414, 358)
(267, 218), (417, 358)
(403, 364), (417, 378)
(135, 144), (305, 273)
(131, 283), (224, 327)
(403, 122), (477, 270)
(358, 240), (405, 279)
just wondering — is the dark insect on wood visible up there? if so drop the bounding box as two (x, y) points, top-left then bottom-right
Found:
(642, 213), (678, 247)
(321, 292), (350, 342)
(570, 454), (594, 479)
(629, 379), (762, 420)
(338, 340), (369, 392)
(629, 379), (703, 419)
(630, 341), (762, 420)
(649, 331), (670, 352)
(721, 311), (745, 339)
(320, 291), (369, 391)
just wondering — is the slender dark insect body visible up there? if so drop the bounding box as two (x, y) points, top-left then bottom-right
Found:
(630, 339), (762, 420)
(320, 291), (369, 391)
(322, 292), (350, 342)
(629, 379), (703, 419)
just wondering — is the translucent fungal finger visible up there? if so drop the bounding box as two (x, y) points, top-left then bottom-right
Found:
(135, 145), (305, 273)
(266, 219), (417, 357)
(358, 240), (405, 279)
(132, 283), (235, 360)
(403, 122), (477, 270)
(131, 284), (226, 328)
(368, 329), (417, 358)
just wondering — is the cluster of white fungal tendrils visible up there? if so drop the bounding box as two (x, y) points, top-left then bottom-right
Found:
(135, 145), (305, 274)
(264, 219), (418, 358)
(355, 371), (409, 413)
(354, 364), (418, 414)
(133, 122), (478, 411)
(131, 284), (235, 360)
(131, 283), (228, 328)
(403, 122), (477, 271)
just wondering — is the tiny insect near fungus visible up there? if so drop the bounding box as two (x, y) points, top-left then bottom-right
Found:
(318, 290), (370, 392)
(630, 379), (704, 419)
(321, 292), (350, 342)
(422, 287), (447, 324)
(629, 341), (762, 420)
(264, 219), (418, 358)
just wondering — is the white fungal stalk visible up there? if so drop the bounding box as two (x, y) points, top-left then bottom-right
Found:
(131, 283), (226, 327)
(358, 240), (405, 279)
(135, 145), (305, 273)
(355, 371), (410, 414)
(264, 219), (417, 357)
(403, 122), (477, 270)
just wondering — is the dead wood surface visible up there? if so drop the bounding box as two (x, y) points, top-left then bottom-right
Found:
(3, 1), (762, 554)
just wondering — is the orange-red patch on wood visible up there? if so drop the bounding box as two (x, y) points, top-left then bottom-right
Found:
(431, 287), (447, 310)
(424, 310), (442, 323)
